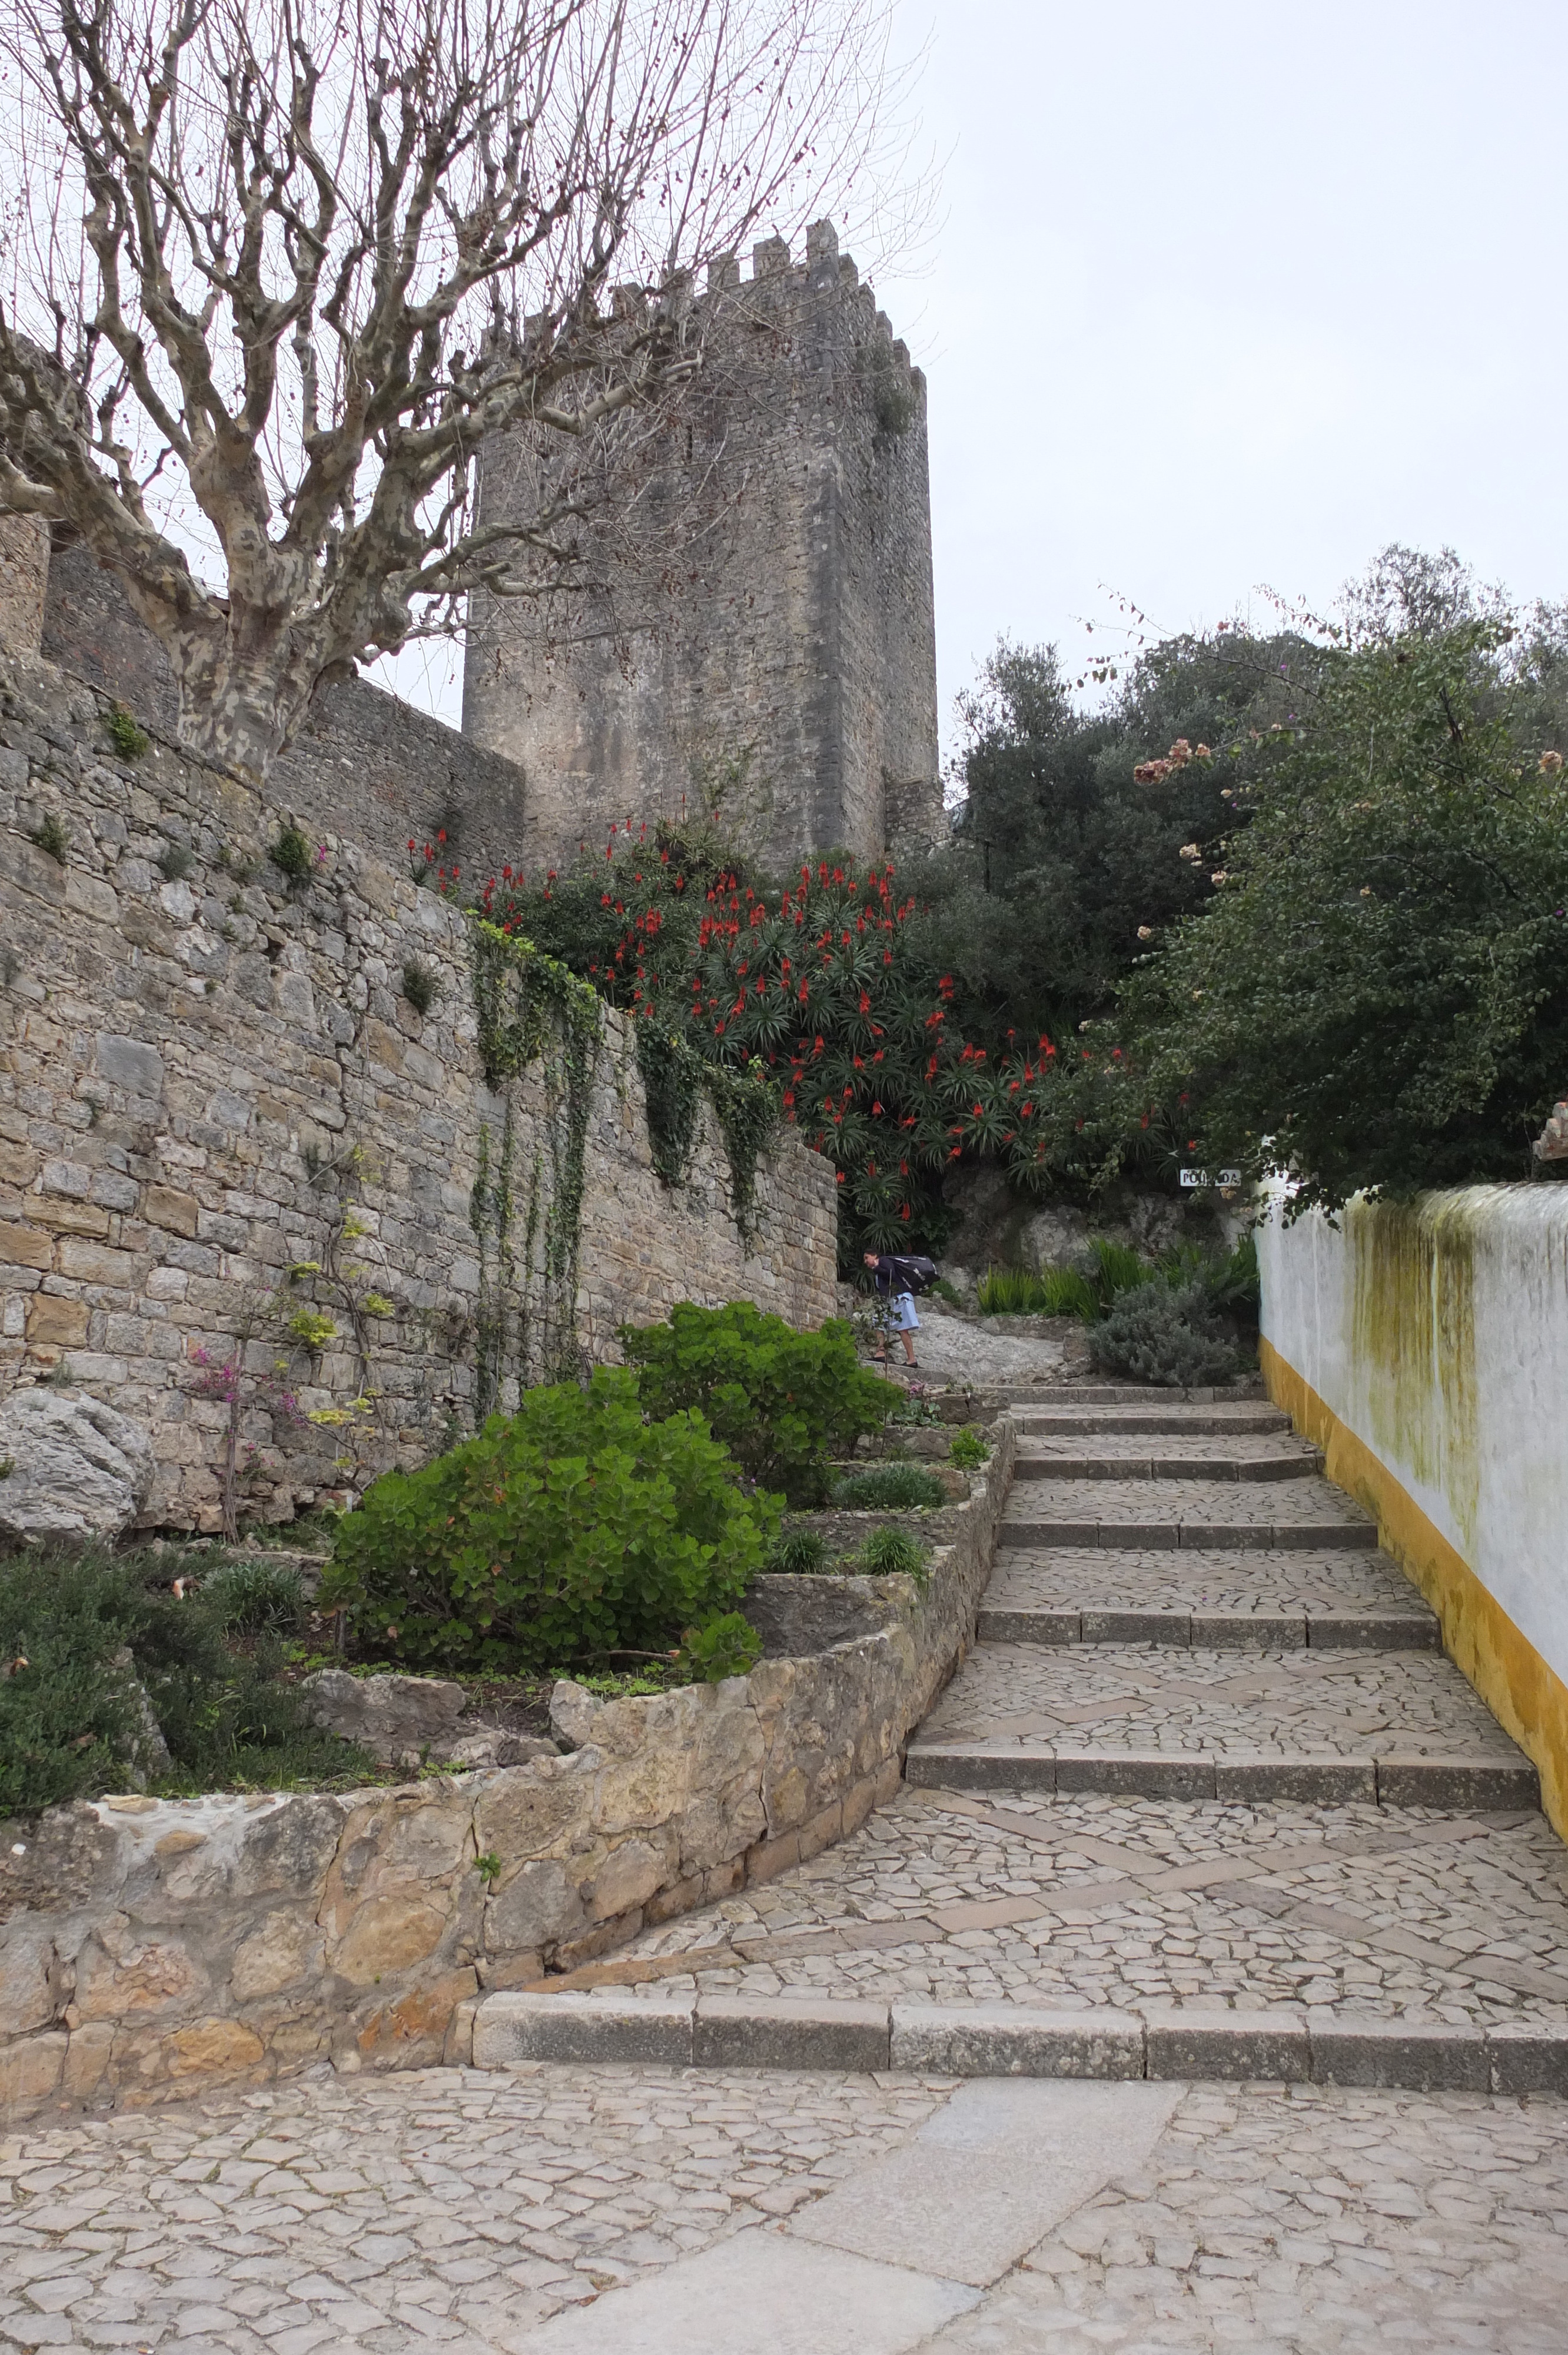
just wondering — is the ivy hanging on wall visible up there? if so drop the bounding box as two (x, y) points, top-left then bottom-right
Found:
(468, 921), (603, 1389)
(634, 1025), (778, 1242)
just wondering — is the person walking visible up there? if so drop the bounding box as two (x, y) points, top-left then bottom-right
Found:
(863, 1248), (928, 1370)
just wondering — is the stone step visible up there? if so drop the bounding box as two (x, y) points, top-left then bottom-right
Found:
(905, 1640), (1534, 1807)
(976, 1604), (1440, 1651)
(470, 1986), (1568, 2094)
(1013, 1407), (1292, 1435)
(1013, 1441), (1321, 1482)
(902, 1744), (1536, 1807)
(1001, 1470), (1378, 1550)
(989, 1543), (1431, 1613)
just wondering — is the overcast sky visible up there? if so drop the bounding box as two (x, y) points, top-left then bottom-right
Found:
(378, 0), (1568, 769)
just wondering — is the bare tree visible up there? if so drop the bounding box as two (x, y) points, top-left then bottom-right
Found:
(0, 0), (908, 781)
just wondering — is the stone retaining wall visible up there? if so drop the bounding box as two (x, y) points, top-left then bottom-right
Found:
(0, 1421), (1013, 2120)
(0, 642), (836, 1527)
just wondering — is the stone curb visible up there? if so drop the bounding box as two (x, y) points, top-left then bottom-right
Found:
(1012, 1413), (1291, 1436)
(975, 1607), (1441, 1651)
(470, 1991), (1568, 2094)
(1012, 1455), (1321, 1483)
(998, 1520), (1381, 1551)
(901, 1743), (1540, 1809)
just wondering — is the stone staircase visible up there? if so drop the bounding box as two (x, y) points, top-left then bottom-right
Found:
(471, 1389), (1568, 2093)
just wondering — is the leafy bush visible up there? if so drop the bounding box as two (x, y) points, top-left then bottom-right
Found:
(401, 957), (438, 1016)
(29, 812), (70, 863)
(270, 824), (315, 881)
(620, 1301), (897, 1507)
(1088, 1282), (1241, 1389)
(201, 1556), (305, 1634)
(949, 1425), (990, 1469)
(1156, 1232), (1261, 1323)
(319, 1366), (779, 1671)
(767, 1528), (829, 1574)
(0, 1546), (370, 1819)
(106, 702), (151, 759)
(677, 1610), (763, 1683)
(156, 841), (196, 882)
(856, 1527), (931, 1583)
(831, 1462), (947, 1511)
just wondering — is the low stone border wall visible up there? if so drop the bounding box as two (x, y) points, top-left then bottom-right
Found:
(469, 1986), (1568, 2095)
(0, 1420), (1014, 2121)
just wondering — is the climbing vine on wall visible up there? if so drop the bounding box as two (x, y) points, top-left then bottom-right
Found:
(467, 921), (602, 1393)
(633, 1026), (778, 1240)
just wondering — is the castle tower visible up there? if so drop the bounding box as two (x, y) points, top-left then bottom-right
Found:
(460, 221), (941, 872)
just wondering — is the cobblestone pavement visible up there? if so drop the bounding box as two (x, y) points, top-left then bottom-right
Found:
(1003, 1475), (1374, 1529)
(0, 2062), (950, 2352)
(914, 1644), (1524, 1759)
(988, 1548), (1433, 1618)
(5, 2065), (1567, 2353)
(607, 1787), (1568, 2024)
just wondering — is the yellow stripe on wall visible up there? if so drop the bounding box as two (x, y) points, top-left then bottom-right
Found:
(1260, 1335), (1568, 1841)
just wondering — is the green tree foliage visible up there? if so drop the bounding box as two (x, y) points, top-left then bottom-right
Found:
(1119, 620), (1568, 1211)
(620, 1302), (897, 1507)
(320, 1368), (779, 1671)
(911, 633), (1310, 1040)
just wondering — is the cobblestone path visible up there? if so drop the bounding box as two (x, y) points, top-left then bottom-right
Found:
(9, 1391), (1568, 2350)
(590, 1394), (1567, 2042)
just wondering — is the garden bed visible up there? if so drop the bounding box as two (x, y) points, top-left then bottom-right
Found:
(0, 1412), (1015, 2120)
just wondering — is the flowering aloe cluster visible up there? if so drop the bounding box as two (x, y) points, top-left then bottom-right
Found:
(471, 827), (1132, 1254)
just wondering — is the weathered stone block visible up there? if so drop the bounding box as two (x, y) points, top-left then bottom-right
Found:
(0, 1387), (154, 1544)
(473, 1988), (694, 2068)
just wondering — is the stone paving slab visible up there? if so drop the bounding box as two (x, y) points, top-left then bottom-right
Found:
(1002, 1474), (1378, 1547)
(594, 1786), (1568, 2030)
(6, 2062), (1568, 2350)
(910, 1643), (1523, 1763)
(987, 1546), (1434, 1617)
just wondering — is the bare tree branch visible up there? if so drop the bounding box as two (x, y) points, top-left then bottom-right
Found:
(0, 0), (916, 780)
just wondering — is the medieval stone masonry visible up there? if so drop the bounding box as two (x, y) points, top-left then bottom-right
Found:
(0, 645), (837, 1531)
(461, 221), (942, 873)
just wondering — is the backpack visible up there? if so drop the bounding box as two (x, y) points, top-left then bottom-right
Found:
(885, 1253), (938, 1296)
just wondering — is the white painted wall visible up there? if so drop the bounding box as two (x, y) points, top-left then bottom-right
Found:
(1258, 1185), (1568, 1684)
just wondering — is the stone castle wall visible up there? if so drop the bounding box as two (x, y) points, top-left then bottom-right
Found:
(0, 644), (837, 1531)
(40, 542), (536, 895)
(461, 222), (942, 873)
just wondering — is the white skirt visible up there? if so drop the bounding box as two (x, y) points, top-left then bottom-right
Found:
(883, 1292), (920, 1332)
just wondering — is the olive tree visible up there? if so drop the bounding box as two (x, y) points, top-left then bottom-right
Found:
(0, 0), (902, 780)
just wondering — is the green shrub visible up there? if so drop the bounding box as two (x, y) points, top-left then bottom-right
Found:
(620, 1301), (898, 1508)
(401, 957), (438, 1016)
(929, 1276), (964, 1308)
(0, 1551), (151, 1815)
(156, 842), (196, 883)
(105, 703), (151, 759)
(29, 812), (70, 863)
(319, 1366), (779, 1671)
(856, 1527), (931, 1583)
(831, 1462), (947, 1511)
(1088, 1282), (1241, 1389)
(677, 1610), (763, 1683)
(1089, 1236), (1154, 1305)
(1039, 1266), (1099, 1321)
(976, 1264), (1047, 1315)
(270, 825), (315, 881)
(201, 1557), (305, 1634)
(0, 1547), (372, 1819)
(767, 1528), (829, 1574)
(948, 1425), (989, 1470)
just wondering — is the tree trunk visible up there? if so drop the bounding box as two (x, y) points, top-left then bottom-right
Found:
(124, 582), (330, 785)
